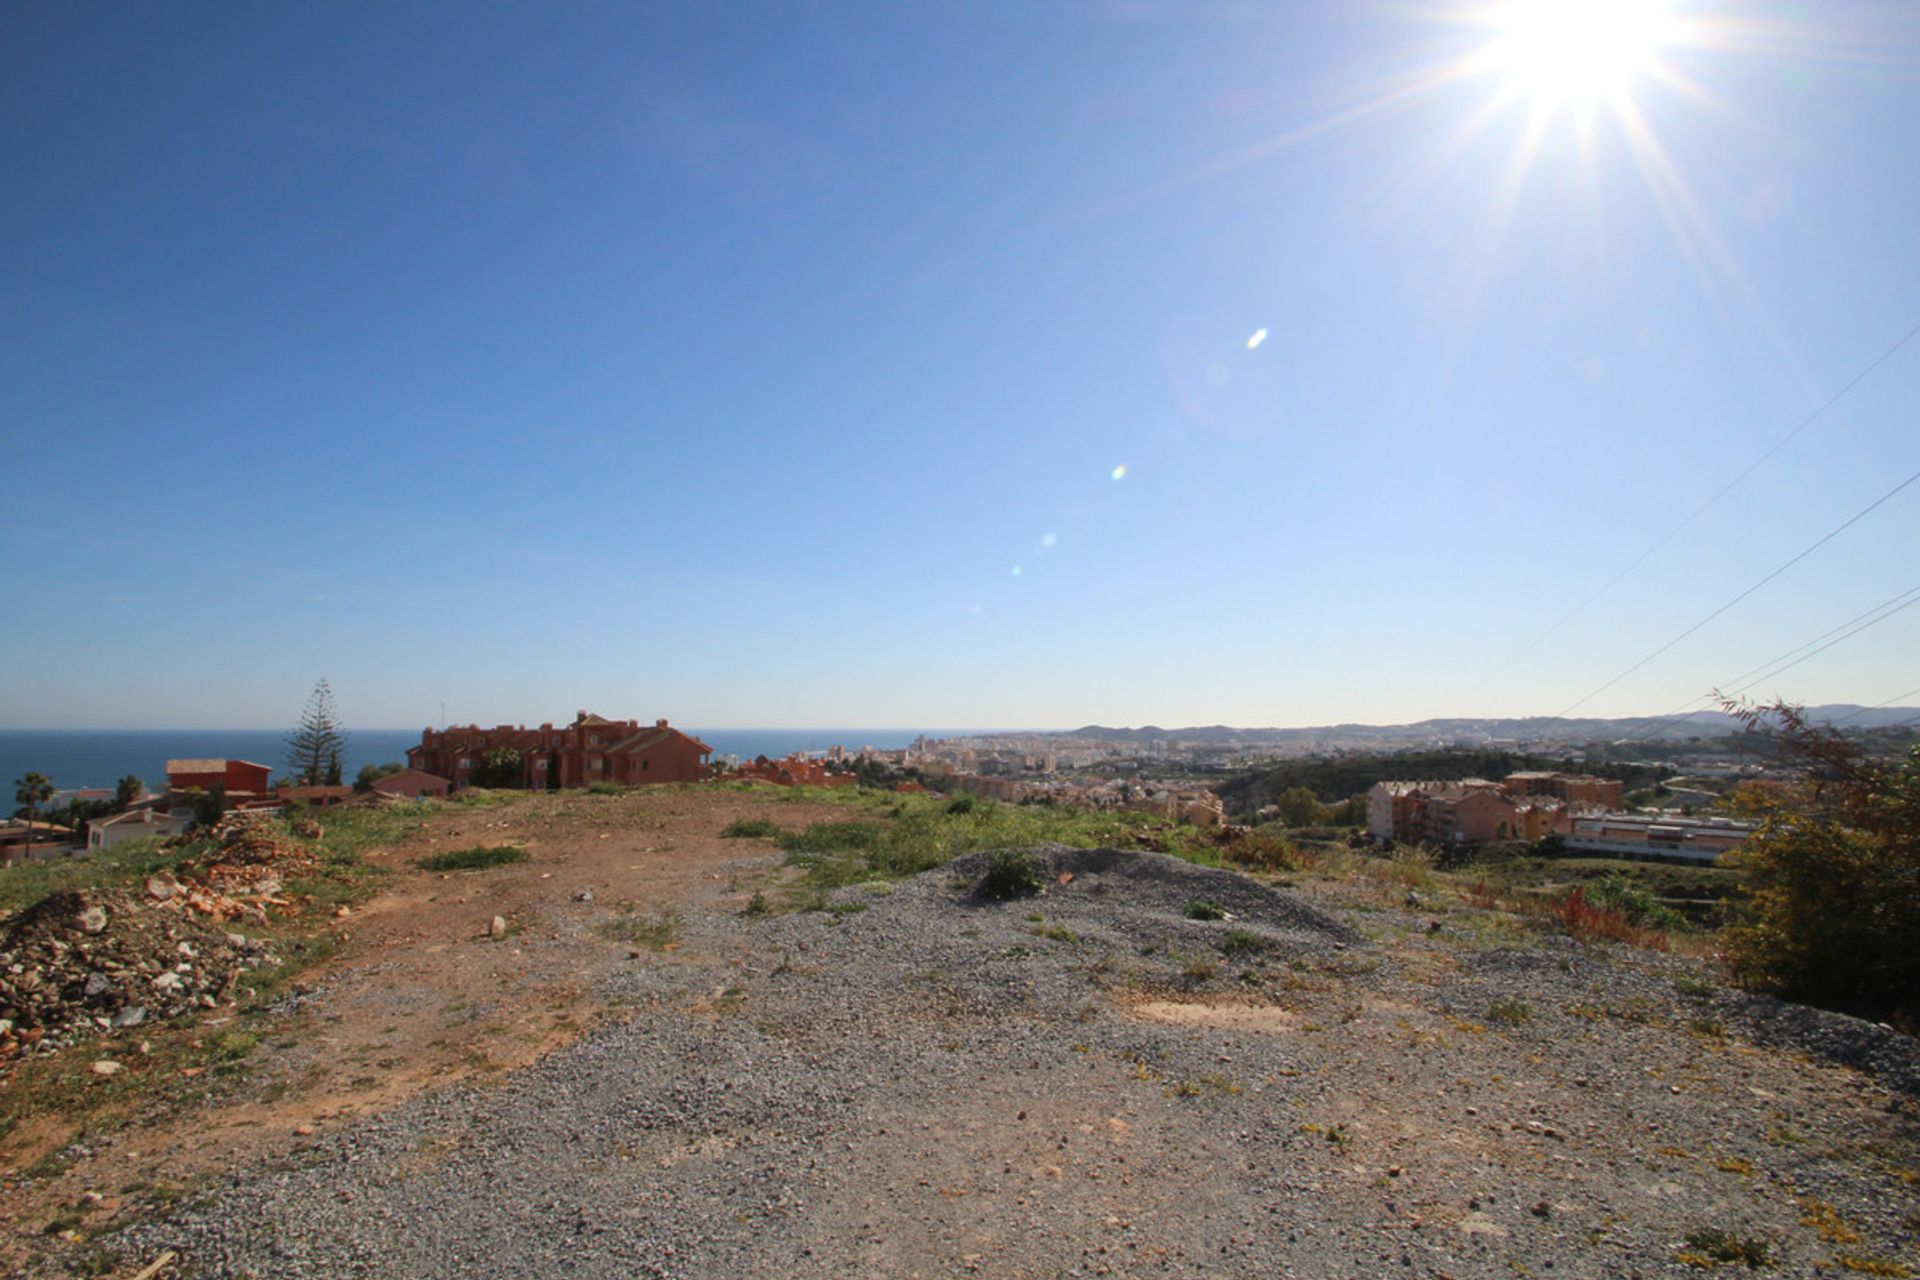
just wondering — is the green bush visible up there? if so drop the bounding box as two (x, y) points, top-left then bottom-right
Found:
(945, 794), (978, 815)
(1582, 873), (1687, 931)
(722, 818), (783, 839)
(1217, 929), (1265, 958)
(416, 845), (528, 872)
(1719, 702), (1920, 1026)
(978, 848), (1044, 900)
(1185, 898), (1227, 920)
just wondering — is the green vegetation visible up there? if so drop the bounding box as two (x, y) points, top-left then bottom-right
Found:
(415, 845), (528, 872)
(1486, 998), (1532, 1025)
(773, 790), (1217, 891)
(471, 747), (524, 789)
(1578, 873), (1688, 931)
(721, 818), (784, 839)
(354, 761), (406, 792)
(286, 677), (348, 787)
(1719, 702), (1920, 1027)
(1184, 898), (1227, 920)
(597, 906), (681, 950)
(979, 848), (1044, 900)
(1217, 929), (1266, 958)
(1677, 1226), (1772, 1270)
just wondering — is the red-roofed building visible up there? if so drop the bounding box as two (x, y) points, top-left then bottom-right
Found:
(368, 769), (452, 800)
(406, 712), (712, 790)
(164, 758), (274, 812)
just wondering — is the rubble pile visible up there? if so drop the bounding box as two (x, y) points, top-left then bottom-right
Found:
(0, 889), (270, 1058)
(155, 811), (322, 921)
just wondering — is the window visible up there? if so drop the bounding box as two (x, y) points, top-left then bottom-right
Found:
(590, 758), (603, 772)
(458, 757), (472, 769)
(534, 759), (547, 771)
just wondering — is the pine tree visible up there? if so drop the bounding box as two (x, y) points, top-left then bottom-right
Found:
(326, 751), (343, 787)
(287, 678), (349, 787)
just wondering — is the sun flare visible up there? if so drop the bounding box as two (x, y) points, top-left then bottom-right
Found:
(1478, 0), (1678, 111)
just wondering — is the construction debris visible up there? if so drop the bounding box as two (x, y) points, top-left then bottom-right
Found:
(0, 889), (271, 1059)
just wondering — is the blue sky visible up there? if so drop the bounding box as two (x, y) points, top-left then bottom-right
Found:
(4, 1), (1918, 730)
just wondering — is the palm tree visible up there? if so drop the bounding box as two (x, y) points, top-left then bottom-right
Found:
(13, 771), (54, 821)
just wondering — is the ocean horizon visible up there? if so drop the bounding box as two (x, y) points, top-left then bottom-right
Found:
(0, 728), (983, 794)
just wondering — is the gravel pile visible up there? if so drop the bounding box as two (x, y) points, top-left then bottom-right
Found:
(121, 848), (1919, 1279)
(0, 890), (269, 1059)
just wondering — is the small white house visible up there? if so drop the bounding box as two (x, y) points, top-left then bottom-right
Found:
(88, 807), (192, 852)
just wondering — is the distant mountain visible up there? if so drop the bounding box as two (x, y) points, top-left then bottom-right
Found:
(1053, 706), (1917, 748)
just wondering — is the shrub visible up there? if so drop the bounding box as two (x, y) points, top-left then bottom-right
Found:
(1551, 886), (1669, 950)
(722, 818), (783, 839)
(945, 794), (978, 815)
(1224, 831), (1310, 873)
(1185, 898), (1227, 921)
(1485, 998), (1531, 1025)
(1719, 701), (1920, 1026)
(1217, 929), (1266, 958)
(416, 845), (528, 872)
(1582, 873), (1687, 931)
(978, 848), (1044, 900)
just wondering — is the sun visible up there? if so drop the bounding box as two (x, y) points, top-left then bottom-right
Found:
(1477, 0), (1679, 112)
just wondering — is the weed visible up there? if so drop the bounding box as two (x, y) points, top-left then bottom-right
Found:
(978, 848), (1043, 900)
(1035, 923), (1078, 944)
(1168, 1073), (1240, 1098)
(596, 907), (681, 950)
(722, 818), (784, 839)
(416, 845), (528, 872)
(1182, 955), (1219, 981)
(824, 900), (868, 917)
(744, 891), (768, 916)
(1550, 886), (1670, 950)
(1675, 975), (1718, 999)
(1486, 998), (1532, 1026)
(586, 782), (622, 796)
(1800, 1199), (1861, 1244)
(1678, 1227), (1771, 1269)
(1218, 930), (1266, 958)
(1832, 1257), (1910, 1277)
(1185, 898), (1228, 921)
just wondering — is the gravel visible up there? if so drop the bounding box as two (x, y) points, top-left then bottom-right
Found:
(118, 847), (1920, 1278)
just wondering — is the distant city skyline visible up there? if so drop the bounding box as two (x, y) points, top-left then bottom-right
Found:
(4, 3), (1917, 730)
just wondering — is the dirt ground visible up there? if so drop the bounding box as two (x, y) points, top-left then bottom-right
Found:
(0, 787), (845, 1271)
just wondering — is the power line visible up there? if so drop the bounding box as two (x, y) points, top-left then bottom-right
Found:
(1560, 462), (1920, 717)
(1715, 583), (1920, 693)
(1832, 684), (1920, 724)
(1607, 584), (1920, 745)
(1441, 318), (1920, 714)
(1724, 588), (1920, 697)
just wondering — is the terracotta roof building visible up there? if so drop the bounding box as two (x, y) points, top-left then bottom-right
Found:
(407, 712), (712, 790)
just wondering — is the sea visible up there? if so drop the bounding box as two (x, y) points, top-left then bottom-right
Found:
(0, 728), (964, 794)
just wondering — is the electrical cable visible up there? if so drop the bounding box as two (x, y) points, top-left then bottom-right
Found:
(1559, 463), (1920, 717)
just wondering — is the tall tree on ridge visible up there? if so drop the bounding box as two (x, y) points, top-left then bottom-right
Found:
(287, 678), (349, 787)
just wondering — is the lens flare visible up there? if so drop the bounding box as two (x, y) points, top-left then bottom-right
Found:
(1110, 464), (1127, 481)
(1246, 328), (1268, 349)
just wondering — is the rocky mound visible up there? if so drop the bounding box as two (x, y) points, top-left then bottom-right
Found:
(946, 844), (1363, 947)
(0, 889), (270, 1058)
